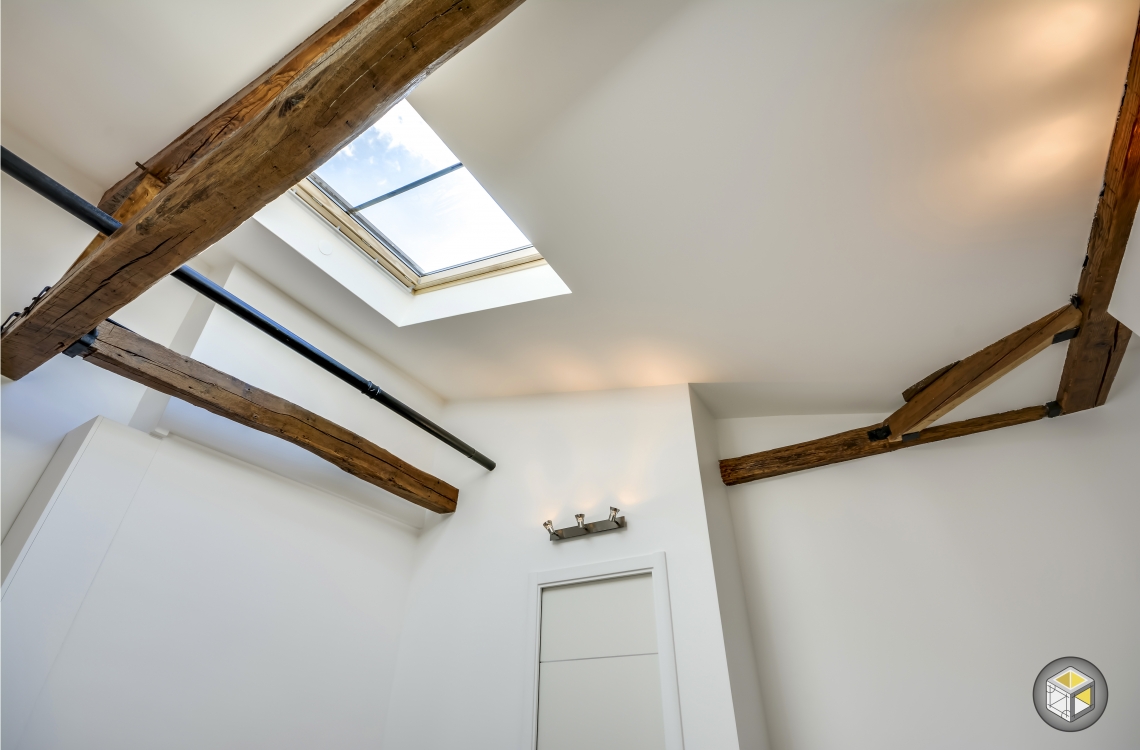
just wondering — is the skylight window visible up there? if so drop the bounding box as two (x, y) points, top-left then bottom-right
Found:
(304, 100), (537, 284)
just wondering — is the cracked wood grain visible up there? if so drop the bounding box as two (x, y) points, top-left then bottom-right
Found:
(81, 321), (459, 513)
(1, 0), (526, 381)
(71, 174), (166, 274)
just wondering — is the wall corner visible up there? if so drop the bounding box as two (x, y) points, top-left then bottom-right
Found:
(687, 386), (771, 750)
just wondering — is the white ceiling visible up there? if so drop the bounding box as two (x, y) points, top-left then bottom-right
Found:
(0, 0), (353, 188)
(3, 0), (1138, 416)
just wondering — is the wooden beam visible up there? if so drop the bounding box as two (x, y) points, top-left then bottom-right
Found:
(1092, 319), (1134, 407)
(70, 174), (166, 273)
(1056, 14), (1140, 413)
(881, 303), (1080, 441)
(0, 0), (525, 381)
(73, 321), (458, 513)
(98, 0), (386, 215)
(721, 423), (893, 485)
(720, 405), (1049, 485)
(901, 360), (959, 403)
(79, 2), (391, 270)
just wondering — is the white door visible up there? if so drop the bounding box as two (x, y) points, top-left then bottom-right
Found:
(536, 574), (667, 750)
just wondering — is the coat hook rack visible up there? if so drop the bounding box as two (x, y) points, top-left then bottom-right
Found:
(543, 507), (626, 541)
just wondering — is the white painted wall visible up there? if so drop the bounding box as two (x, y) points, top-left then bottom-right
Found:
(689, 389), (769, 750)
(7, 136), (747, 748)
(0, 123), (198, 539)
(716, 352), (1140, 750)
(0, 136), (476, 749)
(3, 381), (757, 749)
(383, 385), (744, 750)
(8, 107), (1136, 750)
(3, 417), (419, 750)
(151, 260), (452, 528)
(1109, 210), (1140, 332)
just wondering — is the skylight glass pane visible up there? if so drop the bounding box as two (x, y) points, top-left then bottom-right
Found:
(313, 100), (459, 207)
(358, 166), (531, 274)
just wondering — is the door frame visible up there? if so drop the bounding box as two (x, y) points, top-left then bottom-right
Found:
(526, 552), (684, 749)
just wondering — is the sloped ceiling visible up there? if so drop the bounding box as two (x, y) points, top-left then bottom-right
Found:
(3, 0), (1138, 415)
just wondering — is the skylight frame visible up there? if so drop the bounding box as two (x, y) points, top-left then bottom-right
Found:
(293, 174), (545, 294)
(294, 99), (543, 292)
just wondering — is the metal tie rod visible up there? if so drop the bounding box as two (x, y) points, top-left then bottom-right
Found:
(1, 146), (495, 471)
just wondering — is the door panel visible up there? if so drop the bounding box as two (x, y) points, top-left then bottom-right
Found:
(537, 654), (666, 750)
(537, 574), (666, 750)
(540, 574), (656, 662)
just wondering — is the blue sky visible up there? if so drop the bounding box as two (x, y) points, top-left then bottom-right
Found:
(314, 101), (531, 274)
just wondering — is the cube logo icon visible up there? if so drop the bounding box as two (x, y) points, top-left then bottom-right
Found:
(1045, 668), (1093, 721)
(1034, 657), (1108, 731)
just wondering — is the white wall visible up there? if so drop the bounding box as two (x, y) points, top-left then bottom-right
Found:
(717, 353), (1140, 750)
(1109, 210), (1140, 332)
(3, 417), (419, 750)
(689, 389), (769, 750)
(3, 335), (759, 749)
(12, 98), (1136, 749)
(4, 146), (762, 746)
(383, 385), (744, 750)
(152, 259), (451, 528)
(0, 133), (471, 749)
(2, 109), (751, 750)
(0, 123), (198, 538)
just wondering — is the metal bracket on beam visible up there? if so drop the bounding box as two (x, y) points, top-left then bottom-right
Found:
(1, 286), (52, 336)
(867, 425), (892, 441)
(1046, 401), (1063, 418)
(1052, 327), (1080, 344)
(62, 329), (99, 358)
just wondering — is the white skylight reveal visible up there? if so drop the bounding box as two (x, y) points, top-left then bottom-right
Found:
(307, 101), (535, 280)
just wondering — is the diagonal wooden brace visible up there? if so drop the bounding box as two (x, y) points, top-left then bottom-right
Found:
(877, 303), (1081, 442)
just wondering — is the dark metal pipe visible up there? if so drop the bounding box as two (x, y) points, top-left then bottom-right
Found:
(1, 147), (121, 236)
(170, 266), (495, 470)
(1, 145), (495, 471)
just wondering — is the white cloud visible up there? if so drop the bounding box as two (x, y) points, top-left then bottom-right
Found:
(371, 100), (458, 168)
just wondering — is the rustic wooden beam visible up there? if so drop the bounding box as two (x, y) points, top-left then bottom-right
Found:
(0, 0), (525, 381)
(880, 303), (1080, 441)
(1056, 14), (1140, 413)
(901, 360), (959, 403)
(720, 405), (1049, 485)
(98, 0), (386, 215)
(72, 321), (458, 513)
(70, 174), (166, 273)
(721, 423), (892, 485)
(1091, 319), (1134, 407)
(903, 405), (1050, 447)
